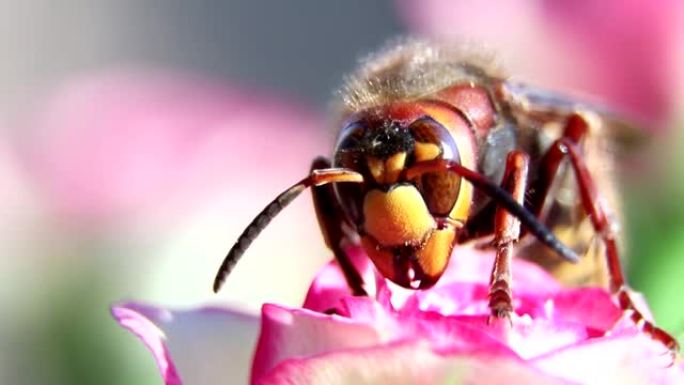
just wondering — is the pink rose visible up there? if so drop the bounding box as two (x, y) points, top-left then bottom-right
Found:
(113, 246), (684, 384)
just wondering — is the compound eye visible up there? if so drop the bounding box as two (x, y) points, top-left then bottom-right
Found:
(408, 117), (462, 217)
(333, 122), (365, 167)
(333, 122), (367, 224)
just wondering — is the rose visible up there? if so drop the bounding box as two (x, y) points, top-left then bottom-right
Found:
(113, 246), (684, 384)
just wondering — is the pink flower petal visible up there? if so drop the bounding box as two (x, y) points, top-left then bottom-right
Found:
(399, 248), (561, 317)
(254, 245), (684, 383)
(112, 302), (260, 385)
(119, 248), (684, 385)
(259, 285), (593, 382)
(550, 288), (622, 332)
(305, 246), (562, 316)
(252, 303), (385, 384)
(111, 304), (181, 385)
(396, 298), (588, 359)
(257, 340), (573, 385)
(532, 332), (684, 385)
(302, 245), (380, 314)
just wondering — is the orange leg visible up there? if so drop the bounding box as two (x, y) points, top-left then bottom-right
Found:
(530, 114), (679, 353)
(489, 151), (529, 319)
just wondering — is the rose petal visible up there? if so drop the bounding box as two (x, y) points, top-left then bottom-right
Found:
(305, 246), (562, 317)
(303, 245), (380, 314)
(257, 340), (572, 385)
(430, 248), (562, 294)
(550, 288), (622, 332)
(401, 308), (586, 360)
(111, 304), (181, 385)
(399, 249), (561, 317)
(258, 293), (537, 382)
(532, 332), (684, 385)
(252, 303), (385, 384)
(112, 302), (260, 385)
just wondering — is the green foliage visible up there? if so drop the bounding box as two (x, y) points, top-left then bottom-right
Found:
(625, 123), (684, 338)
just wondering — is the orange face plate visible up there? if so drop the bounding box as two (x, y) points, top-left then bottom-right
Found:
(338, 84), (495, 289)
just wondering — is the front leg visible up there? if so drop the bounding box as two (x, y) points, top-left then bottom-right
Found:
(489, 151), (529, 320)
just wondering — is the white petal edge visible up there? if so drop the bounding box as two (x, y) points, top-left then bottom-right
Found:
(532, 331), (684, 385)
(112, 302), (260, 385)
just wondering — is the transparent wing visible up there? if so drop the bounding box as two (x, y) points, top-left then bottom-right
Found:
(499, 81), (648, 151)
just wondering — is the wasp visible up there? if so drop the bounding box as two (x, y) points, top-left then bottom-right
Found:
(212, 40), (677, 352)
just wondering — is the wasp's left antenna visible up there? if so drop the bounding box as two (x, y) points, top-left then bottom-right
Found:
(213, 168), (363, 293)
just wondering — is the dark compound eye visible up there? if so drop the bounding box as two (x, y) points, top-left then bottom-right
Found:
(333, 122), (368, 225)
(408, 117), (462, 217)
(334, 123), (365, 157)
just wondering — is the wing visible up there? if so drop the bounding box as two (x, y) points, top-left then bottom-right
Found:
(498, 81), (648, 151)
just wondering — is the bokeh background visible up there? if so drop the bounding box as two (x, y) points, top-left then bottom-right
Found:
(1, 1), (683, 384)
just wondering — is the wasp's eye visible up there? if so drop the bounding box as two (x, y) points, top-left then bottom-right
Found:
(334, 122), (367, 170)
(333, 122), (367, 224)
(335, 122), (364, 152)
(408, 117), (462, 217)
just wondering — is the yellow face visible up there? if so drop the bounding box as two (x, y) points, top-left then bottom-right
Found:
(332, 100), (477, 289)
(359, 185), (458, 289)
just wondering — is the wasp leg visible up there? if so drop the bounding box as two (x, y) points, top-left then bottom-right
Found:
(311, 157), (367, 296)
(488, 151), (529, 320)
(213, 164), (363, 293)
(529, 113), (679, 354)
